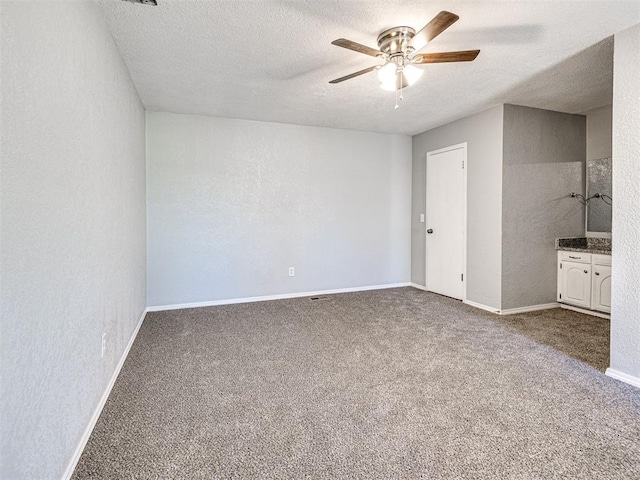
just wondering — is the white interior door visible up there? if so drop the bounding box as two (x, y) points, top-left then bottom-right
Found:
(426, 144), (466, 300)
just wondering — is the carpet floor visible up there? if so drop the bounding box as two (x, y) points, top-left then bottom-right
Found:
(485, 307), (610, 373)
(73, 287), (640, 479)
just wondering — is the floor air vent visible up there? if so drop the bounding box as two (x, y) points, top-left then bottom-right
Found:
(121, 0), (158, 6)
(310, 296), (328, 301)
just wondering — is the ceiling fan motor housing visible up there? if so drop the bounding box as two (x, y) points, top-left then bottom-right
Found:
(377, 27), (416, 57)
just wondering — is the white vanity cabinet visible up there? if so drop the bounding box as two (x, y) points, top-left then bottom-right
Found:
(559, 261), (591, 308)
(557, 251), (611, 315)
(558, 252), (592, 308)
(592, 263), (612, 313)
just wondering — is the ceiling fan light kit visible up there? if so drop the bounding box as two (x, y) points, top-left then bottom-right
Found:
(330, 11), (480, 108)
(377, 60), (424, 91)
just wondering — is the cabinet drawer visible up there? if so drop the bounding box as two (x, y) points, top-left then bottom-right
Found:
(593, 254), (612, 266)
(559, 251), (592, 264)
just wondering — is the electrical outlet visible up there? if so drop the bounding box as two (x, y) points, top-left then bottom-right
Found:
(288, 267), (295, 277)
(101, 333), (106, 358)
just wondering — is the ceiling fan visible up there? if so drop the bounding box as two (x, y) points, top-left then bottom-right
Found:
(329, 11), (479, 103)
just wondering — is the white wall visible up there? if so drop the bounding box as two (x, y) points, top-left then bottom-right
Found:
(585, 105), (613, 161)
(411, 106), (504, 310)
(610, 23), (640, 383)
(0, 2), (146, 478)
(146, 112), (411, 307)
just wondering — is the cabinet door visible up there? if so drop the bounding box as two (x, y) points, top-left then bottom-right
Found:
(559, 261), (591, 308)
(592, 265), (612, 313)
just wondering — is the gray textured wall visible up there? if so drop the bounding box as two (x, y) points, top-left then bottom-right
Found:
(0, 2), (147, 478)
(412, 106), (504, 310)
(585, 105), (612, 161)
(611, 23), (640, 380)
(146, 112), (412, 307)
(501, 105), (585, 310)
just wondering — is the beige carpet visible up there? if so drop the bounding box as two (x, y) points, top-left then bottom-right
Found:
(487, 307), (610, 372)
(73, 287), (639, 479)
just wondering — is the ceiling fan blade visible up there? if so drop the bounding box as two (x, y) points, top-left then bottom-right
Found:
(331, 38), (382, 57)
(329, 66), (378, 84)
(410, 11), (459, 53)
(412, 50), (480, 64)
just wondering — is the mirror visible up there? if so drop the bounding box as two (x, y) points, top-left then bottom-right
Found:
(586, 157), (612, 237)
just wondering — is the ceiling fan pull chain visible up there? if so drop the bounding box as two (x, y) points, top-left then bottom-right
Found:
(395, 84), (399, 109)
(400, 70), (404, 101)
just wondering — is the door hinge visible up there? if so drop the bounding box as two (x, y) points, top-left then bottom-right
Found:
(560, 263), (562, 269)
(462, 160), (465, 169)
(461, 273), (464, 281)
(559, 293), (562, 299)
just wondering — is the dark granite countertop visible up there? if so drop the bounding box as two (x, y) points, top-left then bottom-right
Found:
(555, 237), (611, 255)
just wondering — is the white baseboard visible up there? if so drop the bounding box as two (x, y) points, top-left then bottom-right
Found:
(605, 368), (640, 389)
(463, 299), (501, 314)
(61, 309), (147, 480)
(147, 282), (412, 312)
(463, 300), (561, 315)
(560, 303), (610, 319)
(409, 282), (429, 291)
(499, 303), (560, 315)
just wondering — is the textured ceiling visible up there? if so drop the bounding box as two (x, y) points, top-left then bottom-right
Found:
(98, 0), (639, 135)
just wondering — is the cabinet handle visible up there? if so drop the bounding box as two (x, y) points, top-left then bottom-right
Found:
(595, 272), (600, 276)
(584, 270), (588, 274)
(569, 256), (581, 259)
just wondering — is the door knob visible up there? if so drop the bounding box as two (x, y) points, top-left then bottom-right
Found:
(427, 229), (433, 234)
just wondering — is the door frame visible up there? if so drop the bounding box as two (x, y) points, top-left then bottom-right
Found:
(425, 142), (468, 301)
